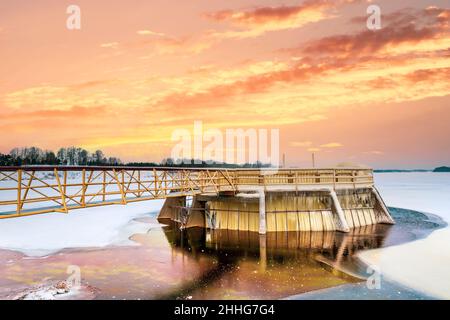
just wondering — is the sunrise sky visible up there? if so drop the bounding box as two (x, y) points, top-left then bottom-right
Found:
(0, 0), (449, 168)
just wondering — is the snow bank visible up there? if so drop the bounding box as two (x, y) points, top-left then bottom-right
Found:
(359, 172), (450, 299)
(0, 200), (165, 257)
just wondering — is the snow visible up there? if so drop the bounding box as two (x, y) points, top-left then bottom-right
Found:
(374, 172), (450, 221)
(0, 199), (165, 257)
(359, 172), (450, 299)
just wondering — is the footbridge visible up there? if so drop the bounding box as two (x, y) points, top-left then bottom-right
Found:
(0, 166), (394, 233)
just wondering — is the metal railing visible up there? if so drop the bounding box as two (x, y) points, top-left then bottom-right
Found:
(0, 166), (373, 218)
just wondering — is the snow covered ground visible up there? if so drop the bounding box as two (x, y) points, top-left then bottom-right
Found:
(0, 171), (167, 257)
(360, 172), (450, 299)
(0, 199), (165, 257)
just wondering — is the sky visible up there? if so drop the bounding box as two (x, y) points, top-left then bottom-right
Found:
(0, 0), (449, 169)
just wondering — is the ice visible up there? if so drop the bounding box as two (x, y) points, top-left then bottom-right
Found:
(374, 172), (450, 221)
(0, 199), (165, 257)
(359, 172), (450, 299)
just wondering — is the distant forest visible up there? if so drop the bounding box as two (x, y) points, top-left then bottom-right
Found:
(0, 147), (122, 166)
(433, 166), (450, 172)
(0, 146), (271, 168)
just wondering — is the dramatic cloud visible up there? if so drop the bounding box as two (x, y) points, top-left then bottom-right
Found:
(205, 0), (360, 37)
(303, 7), (450, 57)
(132, 1), (363, 55)
(1, 1), (449, 166)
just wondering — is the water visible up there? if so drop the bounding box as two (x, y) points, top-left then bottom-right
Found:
(0, 207), (444, 300)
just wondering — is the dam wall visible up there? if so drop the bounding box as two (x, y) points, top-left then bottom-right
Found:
(158, 185), (395, 234)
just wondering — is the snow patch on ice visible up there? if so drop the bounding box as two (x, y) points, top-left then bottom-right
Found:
(0, 199), (165, 257)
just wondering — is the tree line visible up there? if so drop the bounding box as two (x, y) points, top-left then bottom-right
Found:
(0, 147), (272, 168)
(129, 158), (271, 168)
(0, 147), (122, 166)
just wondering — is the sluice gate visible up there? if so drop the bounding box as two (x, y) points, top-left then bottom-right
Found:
(0, 166), (394, 233)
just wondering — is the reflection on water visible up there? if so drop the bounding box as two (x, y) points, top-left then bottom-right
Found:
(0, 207), (443, 300)
(153, 221), (392, 299)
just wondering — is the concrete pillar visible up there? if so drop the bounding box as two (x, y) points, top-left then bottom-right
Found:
(372, 187), (395, 225)
(185, 197), (206, 228)
(158, 196), (185, 221)
(259, 234), (267, 272)
(259, 190), (267, 234)
(329, 190), (350, 233)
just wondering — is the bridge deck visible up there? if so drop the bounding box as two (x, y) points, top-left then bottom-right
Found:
(0, 166), (374, 218)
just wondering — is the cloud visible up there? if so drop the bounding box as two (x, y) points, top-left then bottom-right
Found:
(136, 30), (167, 37)
(131, 1), (362, 55)
(320, 142), (343, 148)
(204, 0), (360, 38)
(3, 6), (449, 157)
(146, 7), (449, 113)
(302, 7), (450, 58)
(1, 106), (108, 121)
(403, 67), (450, 84)
(3, 79), (142, 112)
(100, 42), (119, 49)
(132, 33), (217, 55)
(292, 141), (343, 151)
(364, 151), (384, 155)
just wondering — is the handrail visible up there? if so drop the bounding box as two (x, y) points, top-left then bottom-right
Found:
(0, 167), (374, 219)
(0, 166), (370, 172)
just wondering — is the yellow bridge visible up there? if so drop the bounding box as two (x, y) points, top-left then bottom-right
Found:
(0, 166), (393, 234)
(0, 166), (373, 217)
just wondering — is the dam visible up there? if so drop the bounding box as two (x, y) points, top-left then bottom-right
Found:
(0, 166), (394, 233)
(157, 168), (394, 233)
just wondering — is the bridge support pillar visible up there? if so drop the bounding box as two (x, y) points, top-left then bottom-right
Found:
(259, 234), (267, 272)
(259, 190), (267, 235)
(185, 197), (206, 228)
(329, 189), (350, 233)
(372, 187), (395, 225)
(158, 196), (185, 221)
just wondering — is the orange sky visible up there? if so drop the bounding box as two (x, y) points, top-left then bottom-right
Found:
(0, 0), (449, 168)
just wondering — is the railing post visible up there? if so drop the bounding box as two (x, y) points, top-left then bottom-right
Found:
(121, 169), (125, 196)
(17, 169), (22, 215)
(54, 168), (68, 213)
(102, 170), (106, 202)
(333, 169), (336, 190)
(20, 171), (34, 211)
(63, 171), (67, 197)
(164, 170), (168, 196)
(153, 168), (158, 197)
(137, 170), (141, 197)
(113, 169), (127, 204)
(82, 169), (86, 207)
